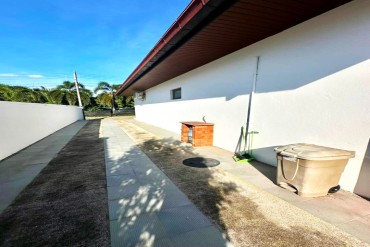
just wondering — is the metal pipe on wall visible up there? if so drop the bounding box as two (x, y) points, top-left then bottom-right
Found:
(245, 56), (260, 151)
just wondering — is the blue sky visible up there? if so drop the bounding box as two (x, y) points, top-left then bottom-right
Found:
(0, 0), (190, 90)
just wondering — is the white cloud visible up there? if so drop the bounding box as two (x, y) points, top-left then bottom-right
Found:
(28, 74), (44, 78)
(0, 73), (18, 77)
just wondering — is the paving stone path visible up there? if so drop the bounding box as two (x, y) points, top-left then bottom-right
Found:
(102, 118), (232, 247)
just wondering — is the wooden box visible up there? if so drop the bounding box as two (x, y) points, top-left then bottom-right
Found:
(181, 122), (214, 147)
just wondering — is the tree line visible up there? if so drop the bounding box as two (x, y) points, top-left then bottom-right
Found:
(0, 81), (134, 110)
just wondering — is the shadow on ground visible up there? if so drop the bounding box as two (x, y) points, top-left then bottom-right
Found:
(0, 120), (110, 247)
(140, 138), (349, 246)
(249, 160), (277, 183)
(112, 118), (351, 247)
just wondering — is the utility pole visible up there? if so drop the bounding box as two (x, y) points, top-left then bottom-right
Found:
(73, 71), (83, 107)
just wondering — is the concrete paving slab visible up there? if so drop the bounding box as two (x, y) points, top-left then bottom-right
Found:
(106, 148), (126, 154)
(0, 120), (86, 214)
(2, 153), (57, 165)
(135, 171), (177, 191)
(235, 175), (277, 190)
(106, 153), (127, 161)
(103, 142), (127, 158)
(160, 190), (192, 210)
(107, 180), (189, 220)
(157, 204), (212, 237)
(131, 163), (162, 175)
(106, 151), (150, 164)
(134, 171), (166, 184)
(21, 143), (66, 151)
(106, 174), (137, 187)
(108, 187), (164, 220)
(221, 163), (277, 190)
(292, 191), (370, 225)
(171, 226), (230, 247)
(110, 213), (168, 247)
(361, 214), (370, 223)
(108, 182), (141, 200)
(109, 199), (127, 220)
(0, 161), (45, 180)
(0, 178), (39, 212)
(336, 214), (370, 243)
(106, 164), (135, 176)
(0, 202), (11, 213)
(264, 186), (314, 203)
(105, 157), (136, 167)
(150, 238), (174, 247)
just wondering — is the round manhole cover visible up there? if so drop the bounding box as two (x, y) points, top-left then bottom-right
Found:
(182, 157), (220, 168)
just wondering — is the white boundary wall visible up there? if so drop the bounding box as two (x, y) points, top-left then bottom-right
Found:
(0, 101), (84, 160)
(134, 0), (370, 192)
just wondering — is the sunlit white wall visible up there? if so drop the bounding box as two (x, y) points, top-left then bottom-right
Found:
(135, 0), (370, 192)
(0, 101), (84, 160)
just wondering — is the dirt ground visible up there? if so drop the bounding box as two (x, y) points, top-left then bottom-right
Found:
(113, 117), (365, 247)
(0, 120), (110, 247)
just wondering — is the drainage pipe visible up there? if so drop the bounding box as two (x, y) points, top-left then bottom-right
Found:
(245, 56), (260, 152)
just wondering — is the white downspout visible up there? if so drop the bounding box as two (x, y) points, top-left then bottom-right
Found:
(245, 56), (260, 152)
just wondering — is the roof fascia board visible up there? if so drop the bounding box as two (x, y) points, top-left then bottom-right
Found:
(116, 0), (236, 95)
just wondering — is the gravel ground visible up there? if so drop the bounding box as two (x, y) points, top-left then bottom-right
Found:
(0, 120), (110, 247)
(113, 117), (367, 247)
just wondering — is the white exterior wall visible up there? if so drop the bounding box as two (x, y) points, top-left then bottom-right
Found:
(0, 101), (84, 160)
(135, 52), (254, 152)
(135, 0), (370, 192)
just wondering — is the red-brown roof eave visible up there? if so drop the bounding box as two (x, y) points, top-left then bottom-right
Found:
(117, 0), (351, 96)
(116, 0), (223, 96)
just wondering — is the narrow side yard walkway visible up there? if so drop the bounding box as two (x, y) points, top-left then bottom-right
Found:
(102, 118), (231, 247)
(0, 120), (86, 213)
(111, 116), (367, 247)
(0, 120), (110, 246)
(123, 116), (370, 244)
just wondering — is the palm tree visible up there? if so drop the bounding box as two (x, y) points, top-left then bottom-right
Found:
(79, 88), (92, 106)
(94, 82), (120, 114)
(96, 92), (112, 108)
(56, 81), (91, 106)
(40, 87), (64, 104)
(121, 95), (134, 108)
(57, 81), (77, 105)
(29, 88), (47, 103)
(0, 83), (90, 105)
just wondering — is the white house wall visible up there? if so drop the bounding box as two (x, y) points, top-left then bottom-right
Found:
(135, 52), (256, 152)
(0, 101), (84, 160)
(134, 0), (370, 193)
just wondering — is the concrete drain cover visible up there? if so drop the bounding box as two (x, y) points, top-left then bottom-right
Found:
(182, 157), (220, 168)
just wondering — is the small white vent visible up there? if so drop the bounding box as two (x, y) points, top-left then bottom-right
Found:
(134, 91), (146, 100)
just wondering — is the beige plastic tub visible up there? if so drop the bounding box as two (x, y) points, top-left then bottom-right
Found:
(275, 144), (355, 197)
